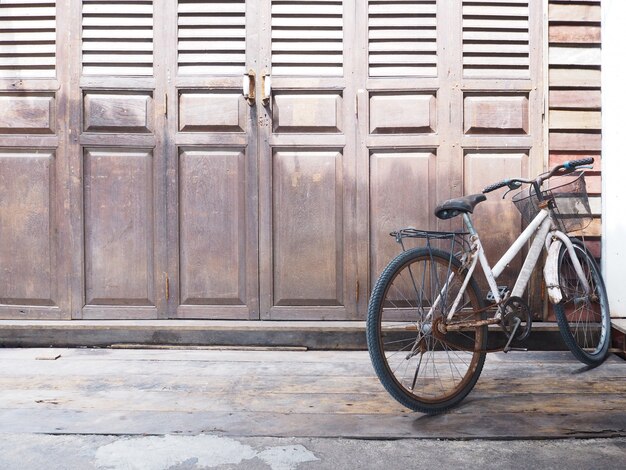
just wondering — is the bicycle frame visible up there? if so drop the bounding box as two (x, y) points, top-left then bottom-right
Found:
(430, 208), (590, 324)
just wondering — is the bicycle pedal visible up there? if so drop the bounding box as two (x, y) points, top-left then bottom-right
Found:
(502, 317), (521, 352)
(503, 347), (528, 353)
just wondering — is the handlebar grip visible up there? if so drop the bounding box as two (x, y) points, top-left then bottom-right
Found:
(483, 179), (509, 194)
(563, 157), (594, 170)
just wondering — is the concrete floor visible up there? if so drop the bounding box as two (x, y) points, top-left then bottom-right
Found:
(1, 434), (625, 470)
(0, 347), (624, 469)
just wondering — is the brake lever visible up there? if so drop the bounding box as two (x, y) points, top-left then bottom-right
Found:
(502, 188), (514, 200)
(501, 181), (523, 199)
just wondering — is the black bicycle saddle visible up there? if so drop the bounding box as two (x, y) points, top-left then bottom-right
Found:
(434, 194), (487, 220)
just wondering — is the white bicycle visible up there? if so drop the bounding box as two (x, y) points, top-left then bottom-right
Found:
(366, 157), (611, 414)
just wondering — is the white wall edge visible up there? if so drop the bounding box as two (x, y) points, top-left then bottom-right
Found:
(602, 0), (626, 317)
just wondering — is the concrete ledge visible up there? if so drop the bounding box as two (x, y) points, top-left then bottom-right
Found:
(612, 319), (626, 334)
(611, 319), (626, 358)
(0, 320), (571, 350)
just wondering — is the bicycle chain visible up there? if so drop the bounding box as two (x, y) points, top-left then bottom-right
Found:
(431, 315), (512, 354)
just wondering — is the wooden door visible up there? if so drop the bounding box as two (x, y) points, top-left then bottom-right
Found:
(67, 0), (167, 319)
(166, 0), (260, 319)
(0, 0), (547, 322)
(258, 0), (359, 319)
(0, 1), (71, 319)
(360, 0), (544, 303)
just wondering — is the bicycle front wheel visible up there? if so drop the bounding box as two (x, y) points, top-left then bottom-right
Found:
(554, 239), (611, 366)
(366, 248), (487, 414)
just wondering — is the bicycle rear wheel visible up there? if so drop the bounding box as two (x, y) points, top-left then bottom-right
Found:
(554, 239), (611, 366)
(366, 248), (487, 414)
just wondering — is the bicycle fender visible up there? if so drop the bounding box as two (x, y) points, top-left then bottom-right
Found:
(544, 239), (563, 304)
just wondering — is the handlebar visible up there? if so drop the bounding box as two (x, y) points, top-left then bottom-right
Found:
(482, 157), (594, 194)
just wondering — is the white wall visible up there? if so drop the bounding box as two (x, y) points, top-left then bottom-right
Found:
(602, 0), (626, 317)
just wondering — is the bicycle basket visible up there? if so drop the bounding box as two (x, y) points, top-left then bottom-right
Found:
(511, 172), (592, 234)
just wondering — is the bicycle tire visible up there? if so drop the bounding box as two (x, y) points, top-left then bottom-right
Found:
(554, 238), (611, 366)
(366, 247), (487, 414)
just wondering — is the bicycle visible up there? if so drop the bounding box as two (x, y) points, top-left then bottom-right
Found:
(366, 157), (611, 414)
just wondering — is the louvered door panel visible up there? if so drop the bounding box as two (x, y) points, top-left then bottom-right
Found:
(171, 1), (259, 319)
(0, 2), (56, 78)
(462, 0), (530, 79)
(368, 0), (437, 77)
(261, 0), (357, 319)
(177, 0), (246, 75)
(271, 0), (343, 76)
(364, 0), (441, 298)
(460, 0), (543, 307)
(78, 0), (163, 319)
(0, 1), (69, 319)
(82, 0), (154, 76)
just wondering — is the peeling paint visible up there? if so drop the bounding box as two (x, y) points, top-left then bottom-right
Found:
(94, 435), (318, 470)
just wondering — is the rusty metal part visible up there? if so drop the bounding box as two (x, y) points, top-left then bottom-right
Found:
(432, 316), (510, 354)
(441, 317), (501, 333)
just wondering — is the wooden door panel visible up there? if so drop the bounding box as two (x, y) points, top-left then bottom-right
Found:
(177, 0), (246, 76)
(462, 0), (531, 79)
(272, 92), (343, 133)
(0, 1), (70, 319)
(83, 92), (153, 133)
(463, 94), (529, 135)
(367, 0), (437, 78)
(81, 0), (154, 76)
(0, 150), (56, 306)
(272, 150), (344, 308)
(178, 90), (247, 133)
(270, 0), (344, 77)
(261, 0), (357, 319)
(0, 2), (56, 79)
(83, 148), (156, 312)
(363, 1), (443, 302)
(369, 92), (437, 134)
(464, 151), (529, 280)
(369, 150), (437, 280)
(169, 0), (259, 319)
(0, 94), (56, 134)
(178, 148), (248, 310)
(74, 0), (166, 319)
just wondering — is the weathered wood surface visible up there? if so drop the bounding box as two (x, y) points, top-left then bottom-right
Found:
(2, 0), (552, 323)
(0, 348), (624, 439)
(547, 0), (602, 244)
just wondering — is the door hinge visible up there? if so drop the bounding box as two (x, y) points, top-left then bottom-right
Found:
(165, 273), (170, 301)
(164, 92), (168, 119)
(356, 280), (360, 303)
(355, 94), (359, 119)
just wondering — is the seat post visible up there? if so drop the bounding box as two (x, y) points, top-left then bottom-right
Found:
(463, 213), (478, 236)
